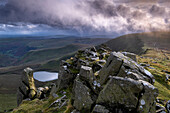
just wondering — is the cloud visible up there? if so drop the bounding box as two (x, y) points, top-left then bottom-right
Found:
(0, 0), (169, 36)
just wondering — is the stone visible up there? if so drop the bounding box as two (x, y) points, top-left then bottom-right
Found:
(140, 63), (150, 67)
(71, 109), (80, 113)
(50, 83), (57, 95)
(49, 95), (67, 108)
(156, 103), (166, 113)
(99, 52), (123, 85)
(122, 52), (137, 61)
(117, 65), (151, 82)
(57, 65), (74, 90)
(92, 105), (110, 113)
(165, 100), (170, 113)
(77, 59), (89, 69)
(90, 46), (97, 52)
(72, 77), (93, 112)
(92, 62), (103, 72)
(17, 67), (37, 106)
(137, 80), (158, 113)
(97, 76), (143, 112)
(165, 74), (170, 81)
(79, 66), (94, 83)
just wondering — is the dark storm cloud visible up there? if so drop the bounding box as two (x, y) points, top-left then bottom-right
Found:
(150, 5), (166, 17)
(0, 0), (169, 35)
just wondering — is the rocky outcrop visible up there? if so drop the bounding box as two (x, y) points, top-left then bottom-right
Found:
(16, 46), (160, 113)
(17, 67), (50, 106)
(57, 46), (158, 113)
(17, 68), (37, 105)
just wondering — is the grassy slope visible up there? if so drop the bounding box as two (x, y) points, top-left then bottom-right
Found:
(137, 49), (170, 101)
(0, 94), (17, 112)
(0, 38), (109, 112)
(105, 31), (170, 101)
(0, 37), (110, 67)
(17, 44), (88, 65)
(105, 31), (170, 54)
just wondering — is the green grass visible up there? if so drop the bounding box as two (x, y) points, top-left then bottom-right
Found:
(105, 31), (170, 54)
(137, 49), (170, 101)
(12, 87), (72, 113)
(0, 94), (17, 112)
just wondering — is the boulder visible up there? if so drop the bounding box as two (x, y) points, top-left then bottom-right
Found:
(122, 52), (137, 61)
(17, 67), (37, 106)
(92, 105), (110, 113)
(97, 76), (143, 112)
(99, 52), (155, 85)
(79, 66), (95, 84)
(99, 52), (123, 85)
(166, 100), (170, 113)
(72, 77), (94, 112)
(57, 65), (74, 90)
(137, 80), (158, 113)
(156, 103), (166, 113)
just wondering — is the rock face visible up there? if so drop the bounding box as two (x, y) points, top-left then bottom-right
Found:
(57, 46), (158, 113)
(72, 77), (94, 112)
(17, 67), (50, 106)
(17, 67), (37, 106)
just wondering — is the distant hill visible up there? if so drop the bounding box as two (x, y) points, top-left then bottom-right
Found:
(17, 44), (88, 65)
(0, 37), (110, 67)
(105, 31), (170, 54)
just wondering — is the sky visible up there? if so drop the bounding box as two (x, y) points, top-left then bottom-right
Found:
(0, 0), (169, 37)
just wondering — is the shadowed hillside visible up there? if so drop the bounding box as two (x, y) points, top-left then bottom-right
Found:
(105, 31), (170, 54)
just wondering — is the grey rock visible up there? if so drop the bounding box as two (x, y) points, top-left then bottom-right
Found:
(71, 109), (80, 113)
(91, 46), (97, 52)
(50, 83), (57, 95)
(137, 80), (158, 113)
(17, 67), (37, 106)
(99, 52), (123, 85)
(72, 77), (93, 112)
(57, 65), (74, 90)
(92, 62), (103, 72)
(166, 74), (170, 81)
(140, 63), (150, 67)
(117, 65), (151, 82)
(156, 103), (166, 113)
(79, 66), (94, 83)
(122, 52), (137, 61)
(49, 95), (67, 108)
(92, 105), (110, 113)
(97, 76), (143, 111)
(166, 100), (170, 113)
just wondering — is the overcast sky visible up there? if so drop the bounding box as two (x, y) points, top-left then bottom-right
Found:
(0, 0), (169, 37)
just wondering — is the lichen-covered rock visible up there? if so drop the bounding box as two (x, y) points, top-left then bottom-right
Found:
(99, 52), (155, 85)
(156, 103), (166, 113)
(99, 52), (123, 85)
(72, 77), (94, 112)
(97, 76), (143, 112)
(166, 100), (170, 113)
(17, 67), (37, 106)
(57, 64), (74, 90)
(16, 46), (159, 113)
(92, 105), (110, 113)
(79, 66), (94, 82)
(122, 52), (137, 61)
(137, 80), (158, 113)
